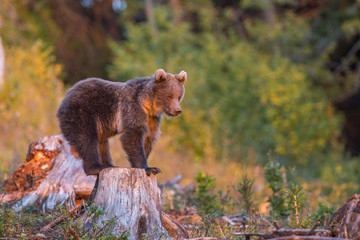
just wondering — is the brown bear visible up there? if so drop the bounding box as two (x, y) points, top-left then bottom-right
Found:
(56, 69), (187, 176)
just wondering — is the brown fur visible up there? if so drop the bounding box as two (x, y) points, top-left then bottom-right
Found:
(57, 69), (187, 176)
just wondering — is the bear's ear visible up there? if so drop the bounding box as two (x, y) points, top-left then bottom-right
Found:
(176, 70), (187, 84)
(154, 69), (166, 82)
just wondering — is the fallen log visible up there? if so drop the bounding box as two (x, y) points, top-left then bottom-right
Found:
(184, 238), (226, 240)
(235, 228), (331, 240)
(308, 222), (320, 236)
(272, 229), (330, 237)
(235, 221), (331, 240)
(264, 237), (347, 240)
(159, 174), (183, 189)
(162, 212), (189, 239)
(39, 201), (84, 233)
(234, 232), (274, 239)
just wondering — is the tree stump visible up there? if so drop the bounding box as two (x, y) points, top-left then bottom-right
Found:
(1, 135), (96, 211)
(77, 168), (170, 240)
(327, 194), (360, 238)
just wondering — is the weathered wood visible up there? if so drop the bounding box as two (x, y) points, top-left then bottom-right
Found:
(159, 174), (183, 189)
(40, 202), (84, 233)
(307, 221), (320, 236)
(273, 229), (330, 237)
(327, 194), (360, 238)
(264, 237), (348, 240)
(235, 228), (331, 240)
(161, 212), (189, 239)
(234, 232), (275, 239)
(184, 238), (225, 240)
(1, 135), (96, 211)
(273, 220), (281, 230)
(77, 168), (170, 240)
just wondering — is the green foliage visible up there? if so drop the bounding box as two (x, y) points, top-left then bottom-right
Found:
(264, 160), (290, 216)
(56, 203), (126, 240)
(142, 228), (169, 240)
(0, 1), (60, 49)
(283, 184), (309, 228)
(308, 201), (336, 227)
(108, 4), (341, 171)
(235, 174), (256, 216)
(0, 41), (64, 182)
(189, 217), (235, 239)
(0, 201), (50, 238)
(0, 204), (16, 236)
(193, 171), (226, 218)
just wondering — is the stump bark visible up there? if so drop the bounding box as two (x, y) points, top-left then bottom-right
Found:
(77, 168), (170, 240)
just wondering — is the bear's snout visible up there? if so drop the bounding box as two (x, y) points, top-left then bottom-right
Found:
(174, 109), (182, 116)
(166, 108), (182, 117)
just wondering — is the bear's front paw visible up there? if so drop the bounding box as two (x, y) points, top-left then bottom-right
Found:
(145, 167), (162, 176)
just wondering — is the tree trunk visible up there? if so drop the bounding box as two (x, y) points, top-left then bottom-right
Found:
(1, 135), (96, 211)
(0, 36), (4, 86)
(145, 0), (157, 36)
(77, 168), (170, 240)
(169, 0), (181, 24)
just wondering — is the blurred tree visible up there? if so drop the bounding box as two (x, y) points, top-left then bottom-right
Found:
(0, 41), (64, 182)
(1, 0), (360, 187)
(48, 0), (121, 84)
(0, 37), (4, 86)
(108, 3), (340, 167)
(1, 0), (124, 85)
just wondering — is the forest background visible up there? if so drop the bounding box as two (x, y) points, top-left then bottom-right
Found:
(1, 0), (360, 213)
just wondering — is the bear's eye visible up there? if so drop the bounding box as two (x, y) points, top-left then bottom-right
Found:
(167, 95), (173, 100)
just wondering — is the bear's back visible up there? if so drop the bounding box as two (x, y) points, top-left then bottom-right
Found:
(58, 78), (123, 121)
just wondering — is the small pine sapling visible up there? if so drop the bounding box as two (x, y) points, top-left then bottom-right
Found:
(283, 184), (310, 228)
(235, 174), (256, 217)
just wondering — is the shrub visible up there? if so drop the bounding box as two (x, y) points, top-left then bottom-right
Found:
(308, 201), (336, 227)
(264, 160), (290, 217)
(193, 171), (226, 218)
(108, 6), (340, 168)
(235, 174), (256, 216)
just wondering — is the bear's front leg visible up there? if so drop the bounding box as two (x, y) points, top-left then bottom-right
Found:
(145, 167), (162, 176)
(120, 129), (161, 176)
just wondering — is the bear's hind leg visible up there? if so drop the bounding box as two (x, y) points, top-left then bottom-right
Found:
(75, 137), (107, 176)
(99, 139), (114, 167)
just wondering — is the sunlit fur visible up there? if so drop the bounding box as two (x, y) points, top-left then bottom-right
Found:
(57, 69), (187, 175)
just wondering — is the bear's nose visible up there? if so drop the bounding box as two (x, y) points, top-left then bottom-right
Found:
(175, 110), (182, 116)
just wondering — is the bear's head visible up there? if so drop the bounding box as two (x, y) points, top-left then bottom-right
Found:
(152, 68), (187, 118)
